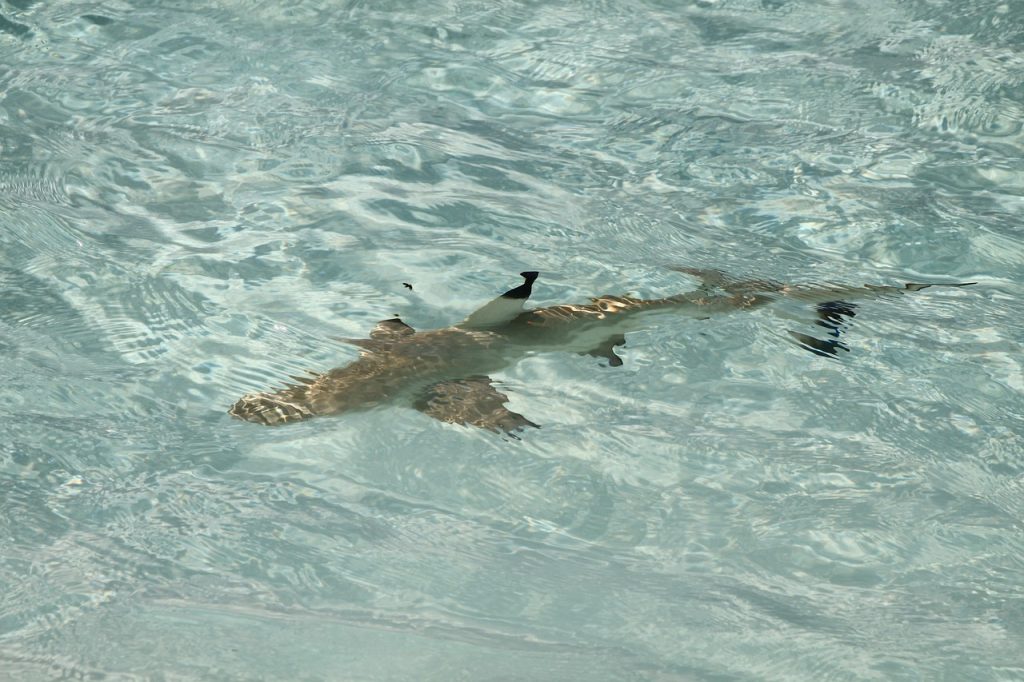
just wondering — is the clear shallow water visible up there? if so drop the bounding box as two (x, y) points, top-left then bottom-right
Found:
(1, 0), (1022, 679)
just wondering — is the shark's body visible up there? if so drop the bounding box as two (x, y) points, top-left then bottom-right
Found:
(229, 269), (974, 433)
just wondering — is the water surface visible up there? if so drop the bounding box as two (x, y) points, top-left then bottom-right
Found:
(1, 0), (1023, 679)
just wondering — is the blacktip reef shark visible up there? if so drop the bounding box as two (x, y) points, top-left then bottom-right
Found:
(229, 268), (974, 434)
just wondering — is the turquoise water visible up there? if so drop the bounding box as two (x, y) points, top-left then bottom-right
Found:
(1, 0), (1022, 678)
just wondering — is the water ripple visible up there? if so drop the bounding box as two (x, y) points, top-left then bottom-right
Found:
(1, 0), (1023, 679)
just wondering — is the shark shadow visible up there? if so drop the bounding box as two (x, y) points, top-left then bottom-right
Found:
(229, 269), (974, 434)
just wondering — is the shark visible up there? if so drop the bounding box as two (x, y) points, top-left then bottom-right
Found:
(228, 268), (974, 434)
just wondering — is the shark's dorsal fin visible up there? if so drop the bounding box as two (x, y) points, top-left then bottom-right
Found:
(460, 271), (539, 329)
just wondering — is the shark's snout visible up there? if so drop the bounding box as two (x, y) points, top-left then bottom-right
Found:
(229, 391), (314, 426)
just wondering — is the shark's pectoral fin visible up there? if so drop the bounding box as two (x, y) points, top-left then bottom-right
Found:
(582, 333), (626, 367)
(460, 271), (539, 329)
(336, 317), (415, 354)
(371, 317), (415, 340)
(414, 376), (539, 436)
(337, 337), (389, 354)
(787, 301), (856, 358)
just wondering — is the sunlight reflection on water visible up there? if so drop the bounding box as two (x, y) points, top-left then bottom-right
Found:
(1, 0), (1022, 679)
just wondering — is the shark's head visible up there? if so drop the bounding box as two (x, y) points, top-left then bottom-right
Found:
(229, 390), (314, 425)
(229, 361), (388, 425)
(229, 375), (384, 425)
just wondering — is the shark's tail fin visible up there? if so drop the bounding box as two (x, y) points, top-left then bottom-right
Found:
(785, 282), (976, 358)
(672, 267), (977, 358)
(787, 301), (857, 358)
(674, 267), (977, 298)
(900, 281), (977, 292)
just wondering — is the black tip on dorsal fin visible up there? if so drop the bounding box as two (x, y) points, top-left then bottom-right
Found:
(502, 271), (539, 300)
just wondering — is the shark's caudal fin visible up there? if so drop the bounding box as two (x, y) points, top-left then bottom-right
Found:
(787, 301), (856, 358)
(672, 268), (975, 358)
(898, 282), (977, 292)
(674, 266), (976, 298)
(784, 283), (975, 357)
(460, 271), (539, 328)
